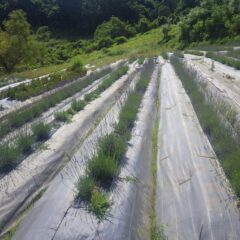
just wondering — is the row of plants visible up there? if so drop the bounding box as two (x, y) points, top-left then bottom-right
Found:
(0, 58), (87, 101)
(0, 64), (116, 140)
(0, 122), (51, 174)
(75, 59), (154, 221)
(54, 66), (129, 122)
(206, 52), (240, 70)
(0, 65), (129, 174)
(171, 56), (240, 197)
(184, 50), (204, 56)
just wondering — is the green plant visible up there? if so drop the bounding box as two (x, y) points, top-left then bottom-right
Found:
(32, 122), (51, 141)
(87, 155), (118, 184)
(89, 190), (110, 221)
(76, 176), (95, 201)
(70, 57), (85, 73)
(54, 111), (70, 122)
(71, 100), (86, 112)
(98, 134), (125, 161)
(17, 132), (33, 154)
(0, 144), (19, 172)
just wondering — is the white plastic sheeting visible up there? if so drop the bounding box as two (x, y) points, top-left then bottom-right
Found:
(156, 62), (240, 239)
(0, 63), (139, 231)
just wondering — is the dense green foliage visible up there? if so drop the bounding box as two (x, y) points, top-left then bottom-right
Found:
(171, 56), (240, 197)
(0, 10), (43, 72)
(0, 0), (239, 72)
(76, 59), (154, 219)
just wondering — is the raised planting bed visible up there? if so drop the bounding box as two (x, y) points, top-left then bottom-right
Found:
(0, 64), (121, 140)
(171, 55), (240, 197)
(0, 66), (129, 174)
(75, 59), (155, 220)
(54, 66), (129, 122)
(206, 52), (240, 70)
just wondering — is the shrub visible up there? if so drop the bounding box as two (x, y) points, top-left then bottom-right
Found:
(89, 190), (110, 221)
(76, 176), (95, 201)
(115, 36), (127, 45)
(87, 155), (118, 184)
(70, 57), (85, 73)
(32, 122), (51, 141)
(97, 37), (114, 49)
(71, 100), (86, 112)
(17, 132), (33, 154)
(0, 144), (19, 172)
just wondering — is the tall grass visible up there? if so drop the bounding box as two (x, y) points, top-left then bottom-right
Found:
(76, 59), (155, 219)
(171, 56), (240, 197)
(206, 52), (240, 69)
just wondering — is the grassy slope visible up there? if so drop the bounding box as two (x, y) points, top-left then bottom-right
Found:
(12, 26), (180, 79)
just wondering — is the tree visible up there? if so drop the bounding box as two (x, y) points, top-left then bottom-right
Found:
(0, 10), (43, 72)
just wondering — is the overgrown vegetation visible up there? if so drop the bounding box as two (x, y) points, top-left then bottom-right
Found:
(206, 52), (240, 69)
(32, 122), (51, 141)
(76, 59), (154, 220)
(171, 56), (240, 197)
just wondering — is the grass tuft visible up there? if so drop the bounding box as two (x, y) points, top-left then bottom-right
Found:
(32, 122), (51, 141)
(89, 190), (110, 221)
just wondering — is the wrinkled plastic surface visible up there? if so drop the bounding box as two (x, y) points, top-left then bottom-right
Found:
(155, 62), (240, 239)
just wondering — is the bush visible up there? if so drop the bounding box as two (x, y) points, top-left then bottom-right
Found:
(17, 132), (33, 154)
(70, 57), (85, 73)
(97, 37), (114, 49)
(89, 190), (110, 221)
(115, 36), (127, 45)
(76, 176), (95, 201)
(32, 122), (51, 141)
(87, 155), (118, 184)
(0, 144), (19, 172)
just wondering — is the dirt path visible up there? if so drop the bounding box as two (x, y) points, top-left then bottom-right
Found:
(155, 62), (240, 239)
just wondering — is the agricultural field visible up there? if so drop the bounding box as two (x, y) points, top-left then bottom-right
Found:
(0, 50), (239, 240)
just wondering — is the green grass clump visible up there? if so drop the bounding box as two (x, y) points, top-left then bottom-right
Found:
(76, 176), (95, 201)
(171, 56), (240, 197)
(87, 155), (118, 184)
(98, 134), (125, 160)
(89, 190), (110, 221)
(70, 57), (85, 73)
(184, 50), (204, 56)
(0, 144), (19, 172)
(206, 52), (240, 69)
(32, 122), (51, 141)
(54, 111), (71, 122)
(71, 100), (86, 112)
(17, 132), (33, 154)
